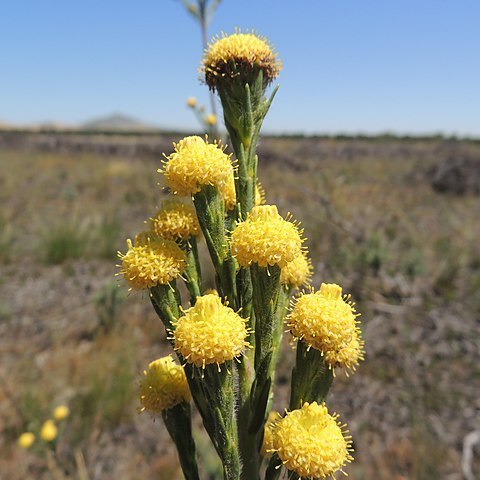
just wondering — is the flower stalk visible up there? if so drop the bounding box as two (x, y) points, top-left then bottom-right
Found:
(117, 30), (365, 480)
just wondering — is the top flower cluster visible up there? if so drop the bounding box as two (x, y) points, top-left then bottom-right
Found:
(202, 31), (282, 90)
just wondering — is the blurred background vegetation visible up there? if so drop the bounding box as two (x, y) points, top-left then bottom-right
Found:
(1, 0), (480, 479)
(1, 133), (479, 479)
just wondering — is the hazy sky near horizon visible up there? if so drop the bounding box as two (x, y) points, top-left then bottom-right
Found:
(1, 1), (479, 135)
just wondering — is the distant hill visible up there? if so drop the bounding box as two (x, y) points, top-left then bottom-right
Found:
(81, 113), (158, 131)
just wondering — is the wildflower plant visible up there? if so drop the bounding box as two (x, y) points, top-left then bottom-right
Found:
(119, 30), (365, 480)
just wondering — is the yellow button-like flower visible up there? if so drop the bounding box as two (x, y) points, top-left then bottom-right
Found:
(281, 249), (313, 289)
(150, 200), (200, 241)
(186, 96), (197, 108)
(53, 405), (70, 421)
(272, 402), (353, 479)
(40, 420), (58, 442)
(203, 32), (282, 90)
(173, 294), (250, 368)
(205, 113), (217, 125)
(139, 355), (190, 413)
(162, 136), (234, 198)
(18, 432), (35, 449)
(231, 205), (303, 268)
(288, 283), (359, 353)
(261, 410), (281, 458)
(324, 328), (365, 375)
(118, 238), (186, 290)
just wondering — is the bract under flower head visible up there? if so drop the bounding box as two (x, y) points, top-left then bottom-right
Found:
(324, 328), (365, 374)
(272, 402), (352, 479)
(281, 249), (313, 289)
(118, 238), (186, 290)
(231, 205), (303, 268)
(40, 420), (58, 442)
(173, 294), (250, 368)
(162, 136), (234, 197)
(139, 355), (190, 413)
(288, 283), (359, 353)
(203, 32), (281, 90)
(150, 200), (200, 241)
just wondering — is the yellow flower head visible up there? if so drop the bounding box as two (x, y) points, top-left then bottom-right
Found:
(324, 328), (365, 374)
(172, 294), (250, 368)
(272, 402), (353, 479)
(231, 205), (303, 268)
(186, 96), (197, 108)
(281, 250), (313, 289)
(118, 238), (186, 289)
(18, 432), (35, 449)
(139, 355), (190, 413)
(40, 420), (58, 442)
(203, 32), (282, 90)
(205, 113), (217, 125)
(162, 136), (234, 198)
(150, 200), (200, 241)
(262, 410), (281, 458)
(288, 283), (360, 353)
(53, 405), (70, 421)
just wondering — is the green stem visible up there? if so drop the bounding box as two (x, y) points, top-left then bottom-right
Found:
(162, 402), (200, 480)
(271, 286), (291, 376)
(248, 264), (282, 435)
(149, 282), (182, 331)
(183, 236), (202, 303)
(193, 186), (237, 307)
(203, 363), (241, 480)
(237, 353), (259, 480)
(289, 341), (334, 410)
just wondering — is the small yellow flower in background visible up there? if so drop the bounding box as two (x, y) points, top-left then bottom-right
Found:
(186, 3), (197, 15)
(272, 402), (353, 479)
(231, 205), (303, 268)
(53, 405), (70, 421)
(288, 283), (360, 354)
(203, 31), (282, 90)
(205, 113), (217, 125)
(40, 420), (58, 442)
(162, 136), (234, 197)
(186, 96), (197, 108)
(150, 200), (200, 241)
(173, 294), (250, 368)
(324, 329), (365, 374)
(118, 238), (186, 290)
(261, 411), (281, 458)
(18, 432), (35, 449)
(139, 355), (190, 413)
(281, 249), (313, 289)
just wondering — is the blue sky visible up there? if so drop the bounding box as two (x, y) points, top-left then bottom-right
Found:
(1, 1), (479, 135)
